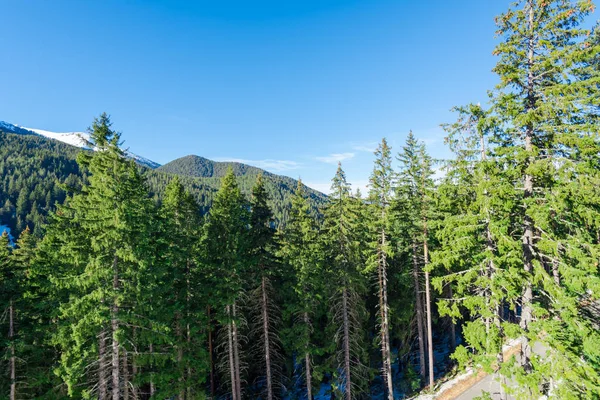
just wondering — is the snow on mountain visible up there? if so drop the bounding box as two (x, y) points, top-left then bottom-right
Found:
(22, 126), (91, 148)
(0, 120), (161, 169)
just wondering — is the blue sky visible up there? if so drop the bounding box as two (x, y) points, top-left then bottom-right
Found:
(0, 0), (508, 193)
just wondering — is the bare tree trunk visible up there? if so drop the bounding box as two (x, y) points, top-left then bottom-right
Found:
(303, 312), (312, 400)
(226, 305), (238, 400)
(424, 227), (434, 389)
(123, 348), (130, 400)
(262, 276), (273, 400)
(9, 300), (16, 400)
(378, 228), (394, 400)
(495, 304), (507, 400)
(520, 0), (535, 374)
(233, 302), (242, 400)
(132, 328), (139, 400)
(412, 241), (426, 381)
(342, 287), (352, 400)
(446, 285), (456, 352)
(99, 329), (108, 400)
(208, 306), (215, 399)
(177, 319), (184, 400)
(112, 256), (120, 400)
(149, 343), (156, 397)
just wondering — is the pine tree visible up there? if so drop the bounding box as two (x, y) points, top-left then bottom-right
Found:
(481, 1), (600, 397)
(434, 104), (518, 399)
(200, 168), (249, 400)
(46, 113), (157, 399)
(157, 176), (207, 399)
(279, 180), (324, 400)
(366, 138), (395, 399)
(248, 174), (281, 400)
(395, 132), (436, 388)
(321, 163), (368, 399)
(0, 231), (16, 400)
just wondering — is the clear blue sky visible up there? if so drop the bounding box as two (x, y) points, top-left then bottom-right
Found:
(0, 0), (508, 193)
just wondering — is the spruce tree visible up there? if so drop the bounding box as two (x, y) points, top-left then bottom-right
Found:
(483, 1), (600, 397)
(0, 231), (15, 399)
(321, 163), (368, 399)
(248, 174), (281, 400)
(200, 168), (249, 400)
(395, 132), (436, 388)
(366, 138), (395, 399)
(46, 113), (157, 399)
(279, 180), (324, 400)
(434, 104), (518, 399)
(157, 176), (207, 399)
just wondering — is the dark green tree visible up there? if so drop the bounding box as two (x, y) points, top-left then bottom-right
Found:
(366, 138), (395, 399)
(200, 168), (249, 400)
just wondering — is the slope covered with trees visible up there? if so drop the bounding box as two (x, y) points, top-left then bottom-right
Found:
(0, 131), (326, 238)
(1, 1), (599, 399)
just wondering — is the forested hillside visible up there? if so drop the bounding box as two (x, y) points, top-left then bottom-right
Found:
(0, 132), (326, 238)
(1, 1), (599, 400)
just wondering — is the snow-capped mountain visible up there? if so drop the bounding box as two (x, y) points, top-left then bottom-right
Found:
(0, 120), (161, 169)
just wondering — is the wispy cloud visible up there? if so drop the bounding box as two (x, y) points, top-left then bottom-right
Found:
(316, 152), (355, 164)
(351, 141), (378, 153)
(214, 158), (301, 173)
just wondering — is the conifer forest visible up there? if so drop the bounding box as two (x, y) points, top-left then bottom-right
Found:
(1, 0), (600, 399)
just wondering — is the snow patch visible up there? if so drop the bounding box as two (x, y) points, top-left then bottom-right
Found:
(21, 127), (91, 149)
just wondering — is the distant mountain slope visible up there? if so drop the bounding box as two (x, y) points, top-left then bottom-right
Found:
(158, 155), (265, 178)
(0, 121), (161, 169)
(0, 130), (326, 237)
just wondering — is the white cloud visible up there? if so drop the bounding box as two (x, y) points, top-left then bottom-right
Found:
(316, 152), (355, 164)
(351, 141), (378, 153)
(214, 158), (301, 173)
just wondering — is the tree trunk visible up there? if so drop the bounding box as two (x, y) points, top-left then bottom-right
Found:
(99, 329), (108, 400)
(112, 256), (120, 400)
(446, 285), (456, 352)
(495, 304), (507, 400)
(177, 319), (184, 400)
(9, 300), (16, 400)
(412, 241), (426, 381)
(342, 287), (352, 400)
(520, 0), (535, 374)
(132, 328), (138, 400)
(226, 305), (238, 400)
(233, 302), (242, 400)
(424, 227), (434, 388)
(208, 306), (215, 398)
(379, 228), (394, 400)
(149, 343), (155, 397)
(262, 276), (273, 400)
(123, 348), (130, 400)
(303, 312), (312, 400)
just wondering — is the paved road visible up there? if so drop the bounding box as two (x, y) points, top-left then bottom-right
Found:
(455, 374), (513, 400)
(453, 342), (546, 400)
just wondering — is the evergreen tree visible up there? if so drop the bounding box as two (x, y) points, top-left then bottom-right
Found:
(395, 132), (436, 388)
(0, 231), (15, 400)
(482, 0), (600, 396)
(434, 104), (519, 399)
(46, 114), (157, 399)
(366, 138), (395, 399)
(279, 180), (325, 400)
(200, 168), (249, 400)
(248, 174), (281, 400)
(157, 176), (207, 399)
(321, 163), (368, 399)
